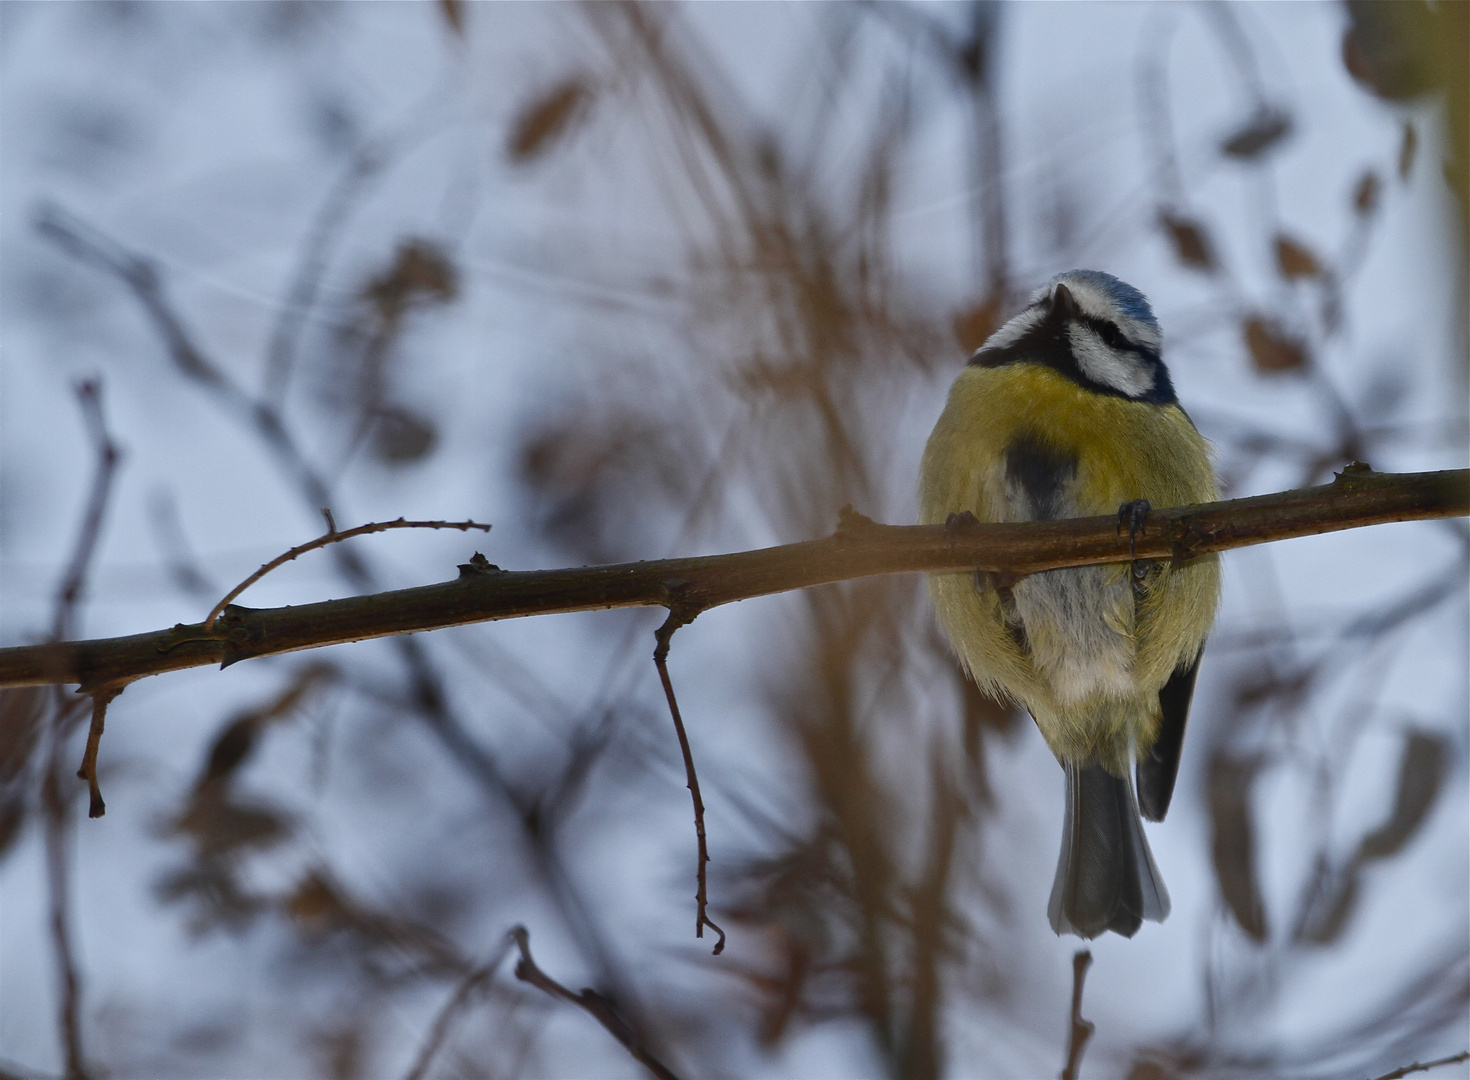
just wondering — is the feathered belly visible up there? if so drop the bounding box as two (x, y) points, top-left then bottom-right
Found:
(1012, 565), (1137, 703)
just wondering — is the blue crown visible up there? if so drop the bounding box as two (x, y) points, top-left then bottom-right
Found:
(1056, 270), (1158, 331)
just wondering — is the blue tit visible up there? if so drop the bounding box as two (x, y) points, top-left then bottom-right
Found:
(919, 270), (1220, 939)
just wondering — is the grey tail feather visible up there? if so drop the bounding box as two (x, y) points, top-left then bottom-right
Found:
(1048, 761), (1171, 939)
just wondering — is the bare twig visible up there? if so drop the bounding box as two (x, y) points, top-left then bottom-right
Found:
(74, 683), (123, 819)
(1368, 1051), (1470, 1080)
(1060, 950), (1095, 1080)
(1, 467), (1463, 692)
(203, 516), (492, 629)
(511, 926), (682, 1080)
(652, 609), (726, 955)
(52, 382), (122, 645)
(402, 934), (516, 1080)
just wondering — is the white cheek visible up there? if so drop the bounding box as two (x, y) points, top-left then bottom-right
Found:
(1068, 326), (1154, 397)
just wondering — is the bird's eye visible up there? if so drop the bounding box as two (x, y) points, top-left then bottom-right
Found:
(1099, 323), (1126, 348)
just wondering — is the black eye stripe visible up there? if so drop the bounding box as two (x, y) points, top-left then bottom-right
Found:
(968, 306), (1174, 404)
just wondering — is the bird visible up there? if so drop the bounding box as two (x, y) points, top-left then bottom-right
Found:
(919, 269), (1220, 939)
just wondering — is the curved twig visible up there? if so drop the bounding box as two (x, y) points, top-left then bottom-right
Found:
(203, 516), (492, 630)
(652, 608), (726, 955)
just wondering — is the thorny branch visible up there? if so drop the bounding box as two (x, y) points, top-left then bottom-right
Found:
(204, 516), (492, 630)
(1060, 949), (1095, 1080)
(652, 607), (726, 955)
(1, 466), (1464, 692)
(511, 926), (682, 1080)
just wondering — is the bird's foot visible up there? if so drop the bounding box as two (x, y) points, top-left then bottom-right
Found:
(1117, 499), (1151, 562)
(945, 510), (981, 532)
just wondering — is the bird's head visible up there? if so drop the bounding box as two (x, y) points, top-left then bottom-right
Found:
(970, 270), (1177, 405)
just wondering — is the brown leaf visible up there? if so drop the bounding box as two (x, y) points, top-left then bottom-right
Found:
(362, 239), (458, 326)
(507, 78), (592, 163)
(1243, 317), (1308, 373)
(1157, 210), (1216, 272)
(1354, 170), (1382, 216)
(1220, 107), (1292, 160)
(1357, 730), (1447, 861)
(1209, 754), (1269, 941)
(1274, 234), (1323, 280)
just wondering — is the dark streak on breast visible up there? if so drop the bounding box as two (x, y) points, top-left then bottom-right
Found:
(1005, 433), (1078, 521)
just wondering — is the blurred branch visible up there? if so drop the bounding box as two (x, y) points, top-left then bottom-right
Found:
(1369, 1051), (1470, 1080)
(39, 379), (124, 1080)
(1060, 950), (1095, 1080)
(510, 926), (681, 1080)
(51, 382), (122, 645)
(402, 933), (516, 1080)
(0, 466), (1464, 691)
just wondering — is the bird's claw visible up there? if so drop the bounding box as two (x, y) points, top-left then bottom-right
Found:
(1117, 499), (1151, 562)
(945, 510), (982, 532)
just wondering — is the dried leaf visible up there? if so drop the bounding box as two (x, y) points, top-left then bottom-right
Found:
(1220, 107), (1293, 160)
(1354, 170), (1382, 216)
(1208, 754), (1269, 941)
(1357, 730), (1447, 861)
(1157, 210), (1216, 272)
(363, 239), (458, 326)
(1244, 316), (1309, 373)
(1274, 234), (1323, 280)
(508, 78), (592, 163)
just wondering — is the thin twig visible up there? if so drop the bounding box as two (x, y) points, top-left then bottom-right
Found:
(403, 934), (516, 1080)
(203, 516), (491, 630)
(42, 713), (91, 1080)
(75, 684), (124, 819)
(510, 926), (682, 1080)
(1060, 950), (1095, 1080)
(1368, 1051), (1470, 1080)
(653, 608), (726, 955)
(52, 382), (122, 645)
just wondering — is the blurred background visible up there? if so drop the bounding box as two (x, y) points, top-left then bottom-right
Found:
(1, 2), (1466, 1078)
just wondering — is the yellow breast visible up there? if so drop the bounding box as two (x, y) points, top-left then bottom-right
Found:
(919, 363), (1218, 525)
